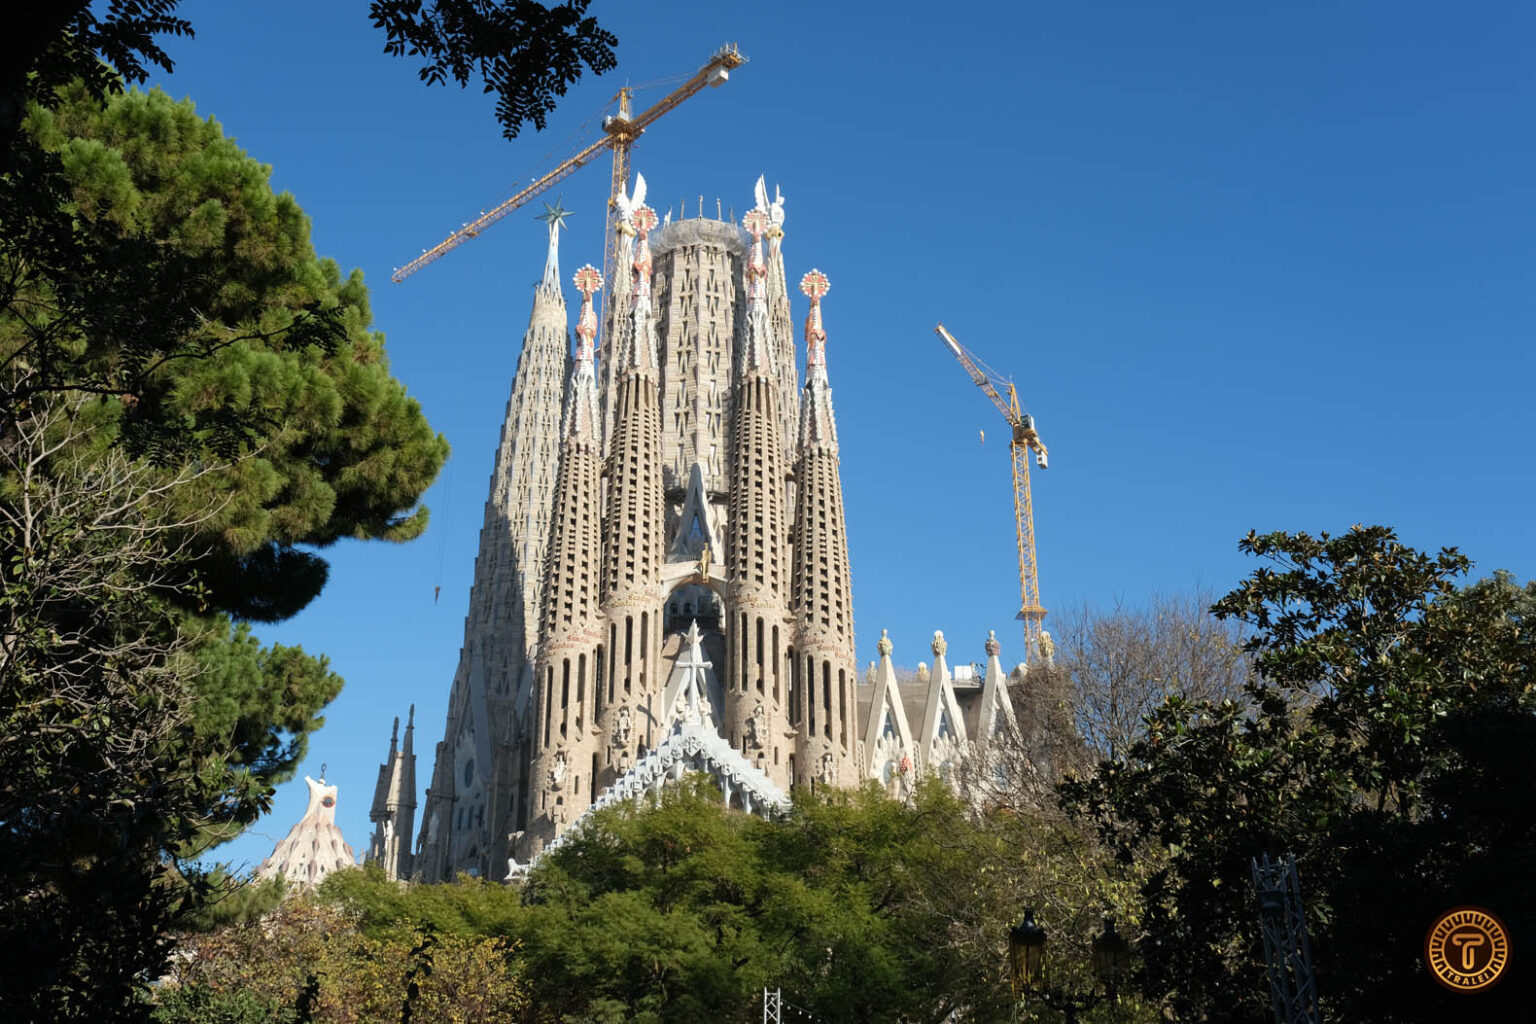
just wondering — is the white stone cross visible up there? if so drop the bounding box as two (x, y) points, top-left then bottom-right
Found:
(675, 620), (714, 727)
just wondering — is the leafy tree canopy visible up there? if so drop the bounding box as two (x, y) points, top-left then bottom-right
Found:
(1062, 526), (1536, 1022)
(0, 81), (445, 1020)
(4, 2), (617, 147)
(313, 780), (1147, 1024)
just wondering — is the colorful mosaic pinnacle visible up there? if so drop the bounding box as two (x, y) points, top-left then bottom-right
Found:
(799, 268), (829, 300)
(742, 208), (770, 239)
(572, 263), (603, 297)
(800, 269), (829, 367)
(631, 205), (656, 311)
(572, 264), (602, 358)
(743, 209), (769, 305)
(631, 205), (659, 238)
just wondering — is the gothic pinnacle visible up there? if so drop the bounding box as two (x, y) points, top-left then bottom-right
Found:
(566, 264), (604, 441)
(572, 264), (603, 362)
(741, 203), (773, 373)
(628, 196), (660, 374)
(800, 269), (829, 376)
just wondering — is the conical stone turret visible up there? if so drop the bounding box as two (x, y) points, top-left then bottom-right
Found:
(725, 199), (793, 786)
(790, 270), (859, 787)
(526, 264), (608, 858)
(600, 180), (666, 774)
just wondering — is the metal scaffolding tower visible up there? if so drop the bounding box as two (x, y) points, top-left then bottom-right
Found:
(1252, 852), (1320, 1024)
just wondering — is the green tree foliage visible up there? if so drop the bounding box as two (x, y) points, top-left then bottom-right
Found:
(1062, 526), (1536, 1022)
(156, 892), (529, 1024)
(4, 2), (616, 149)
(315, 781), (1148, 1024)
(0, 82), (446, 1019)
(321, 863), (526, 941)
(371, 0), (618, 140)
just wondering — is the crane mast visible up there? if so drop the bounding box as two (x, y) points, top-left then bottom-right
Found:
(935, 324), (1051, 662)
(392, 44), (745, 285)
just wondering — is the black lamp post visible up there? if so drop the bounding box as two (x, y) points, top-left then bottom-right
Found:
(1009, 908), (1047, 994)
(1008, 911), (1130, 1023)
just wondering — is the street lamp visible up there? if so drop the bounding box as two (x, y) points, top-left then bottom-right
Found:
(1090, 918), (1131, 988)
(1009, 908), (1047, 994)
(1009, 911), (1131, 1022)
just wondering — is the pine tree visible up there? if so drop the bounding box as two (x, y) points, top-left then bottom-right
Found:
(0, 82), (446, 1020)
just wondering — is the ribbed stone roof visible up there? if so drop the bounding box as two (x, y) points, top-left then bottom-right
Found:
(257, 776), (358, 888)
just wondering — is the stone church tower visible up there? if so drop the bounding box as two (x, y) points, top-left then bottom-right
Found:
(409, 175), (1021, 880)
(415, 205), (572, 880)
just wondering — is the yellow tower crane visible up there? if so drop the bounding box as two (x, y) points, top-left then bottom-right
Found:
(392, 44), (745, 287)
(935, 324), (1052, 663)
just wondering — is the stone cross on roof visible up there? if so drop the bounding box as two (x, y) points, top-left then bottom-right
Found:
(674, 620), (714, 727)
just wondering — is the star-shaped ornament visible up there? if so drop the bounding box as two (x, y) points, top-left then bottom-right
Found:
(536, 197), (571, 231)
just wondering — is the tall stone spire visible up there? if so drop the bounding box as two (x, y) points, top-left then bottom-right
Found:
(725, 195), (793, 784)
(416, 212), (572, 882)
(599, 177), (666, 772)
(759, 177), (801, 461)
(537, 198), (570, 292)
(600, 175), (643, 449)
(366, 707), (417, 881)
(790, 270), (858, 786)
(526, 264), (608, 857)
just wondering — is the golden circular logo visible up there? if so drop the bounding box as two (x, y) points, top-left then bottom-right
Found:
(1424, 906), (1510, 993)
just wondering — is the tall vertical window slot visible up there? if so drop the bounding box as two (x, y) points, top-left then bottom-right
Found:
(608, 624), (617, 701)
(595, 646), (605, 715)
(624, 616), (634, 694)
(756, 617), (765, 693)
(543, 669), (554, 747)
(787, 646), (798, 726)
(561, 659), (571, 737)
(839, 669), (848, 747)
(772, 626), (780, 702)
(823, 664), (832, 739)
(577, 653), (588, 727)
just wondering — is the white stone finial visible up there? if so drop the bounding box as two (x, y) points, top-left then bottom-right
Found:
(877, 629), (892, 657)
(257, 775), (358, 887)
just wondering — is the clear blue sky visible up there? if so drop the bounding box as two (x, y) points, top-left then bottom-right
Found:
(145, 1), (1535, 871)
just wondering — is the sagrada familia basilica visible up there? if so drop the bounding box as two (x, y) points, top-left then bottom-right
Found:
(363, 176), (1028, 883)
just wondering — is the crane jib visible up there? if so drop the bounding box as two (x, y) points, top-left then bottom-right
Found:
(392, 44), (746, 284)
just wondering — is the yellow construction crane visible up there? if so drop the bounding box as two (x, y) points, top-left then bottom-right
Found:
(934, 324), (1052, 663)
(392, 44), (745, 285)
